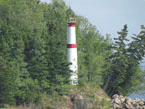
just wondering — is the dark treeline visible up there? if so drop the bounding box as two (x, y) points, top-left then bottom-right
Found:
(0, 0), (145, 107)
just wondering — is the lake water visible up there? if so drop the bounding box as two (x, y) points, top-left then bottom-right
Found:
(128, 66), (145, 100)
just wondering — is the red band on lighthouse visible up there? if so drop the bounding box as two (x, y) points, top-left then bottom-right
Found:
(67, 44), (77, 48)
(68, 22), (76, 27)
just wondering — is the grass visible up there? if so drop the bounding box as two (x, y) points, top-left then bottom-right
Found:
(1, 84), (112, 109)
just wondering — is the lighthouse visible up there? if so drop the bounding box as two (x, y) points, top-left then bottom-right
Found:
(67, 18), (78, 85)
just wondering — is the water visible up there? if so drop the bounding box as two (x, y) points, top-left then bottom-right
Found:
(128, 66), (145, 100)
(129, 92), (145, 100)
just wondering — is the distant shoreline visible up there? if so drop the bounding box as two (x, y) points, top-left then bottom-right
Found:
(129, 66), (145, 99)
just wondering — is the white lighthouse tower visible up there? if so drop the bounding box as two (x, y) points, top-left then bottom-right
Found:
(67, 18), (78, 85)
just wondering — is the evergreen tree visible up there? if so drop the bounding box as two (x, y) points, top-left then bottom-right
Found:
(103, 25), (145, 96)
(77, 16), (112, 86)
(0, 0), (48, 105)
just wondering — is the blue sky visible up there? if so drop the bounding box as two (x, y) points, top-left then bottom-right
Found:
(41, 0), (145, 40)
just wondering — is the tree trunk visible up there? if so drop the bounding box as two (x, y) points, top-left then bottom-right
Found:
(103, 72), (112, 91)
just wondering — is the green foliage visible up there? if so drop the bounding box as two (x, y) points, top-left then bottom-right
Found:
(77, 16), (112, 86)
(103, 25), (145, 97)
(0, 58), (16, 106)
(0, 0), (72, 106)
(0, 0), (144, 107)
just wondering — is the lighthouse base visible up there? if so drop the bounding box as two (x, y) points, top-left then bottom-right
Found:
(69, 73), (78, 85)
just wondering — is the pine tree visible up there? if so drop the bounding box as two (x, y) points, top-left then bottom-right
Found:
(0, 25), (18, 106)
(77, 16), (112, 86)
(103, 25), (130, 96)
(103, 25), (145, 96)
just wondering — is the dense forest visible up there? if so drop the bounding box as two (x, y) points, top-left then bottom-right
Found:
(0, 0), (145, 107)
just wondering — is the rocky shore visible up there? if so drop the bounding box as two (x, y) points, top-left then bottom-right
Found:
(64, 93), (145, 109)
(111, 94), (145, 109)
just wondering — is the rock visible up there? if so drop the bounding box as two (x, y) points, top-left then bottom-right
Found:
(120, 97), (125, 103)
(142, 106), (145, 109)
(74, 95), (86, 109)
(111, 94), (145, 109)
(74, 95), (84, 100)
(64, 93), (145, 109)
(139, 101), (144, 106)
(112, 94), (119, 99)
(138, 106), (143, 109)
(131, 100), (137, 107)
(113, 103), (121, 109)
(123, 103), (133, 109)
(111, 99), (115, 104)
(135, 98), (140, 103)
(114, 98), (121, 105)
